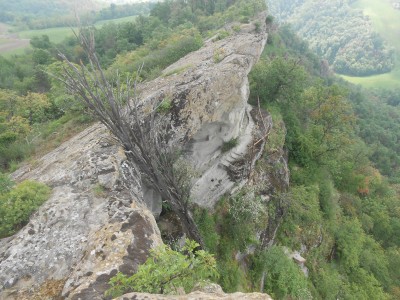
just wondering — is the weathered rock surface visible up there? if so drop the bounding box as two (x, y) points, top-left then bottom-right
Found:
(115, 284), (273, 300)
(0, 124), (162, 300)
(115, 291), (272, 300)
(0, 12), (268, 300)
(137, 14), (268, 207)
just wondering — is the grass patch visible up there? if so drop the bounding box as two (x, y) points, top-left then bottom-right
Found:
(163, 64), (193, 77)
(92, 183), (106, 197)
(157, 98), (172, 113)
(18, 27), (76, 44)
(3, 113), (93, 172)
(95, 15), (138, 26)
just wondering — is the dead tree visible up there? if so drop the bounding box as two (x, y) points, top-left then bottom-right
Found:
(57, 30), (205, 248)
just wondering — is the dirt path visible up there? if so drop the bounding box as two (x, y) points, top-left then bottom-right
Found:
(0, 39), (30, 52)
(0, 23), (8, 35)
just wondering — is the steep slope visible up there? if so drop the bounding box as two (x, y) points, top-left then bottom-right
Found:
(0, 13), (268, 300)
(267, 0), (394, 76)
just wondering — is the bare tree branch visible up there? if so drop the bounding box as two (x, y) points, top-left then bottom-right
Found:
(56, 28), (205, 248)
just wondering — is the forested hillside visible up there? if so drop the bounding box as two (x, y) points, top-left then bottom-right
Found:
(267, 0), (395, 76)
(0, 0), (400, 299)
(243, 24), (400, 298)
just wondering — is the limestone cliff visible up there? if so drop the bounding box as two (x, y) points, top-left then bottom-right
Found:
(0, 13), (270, 300)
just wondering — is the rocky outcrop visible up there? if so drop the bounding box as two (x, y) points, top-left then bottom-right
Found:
(138, 14), (268, 208)
(115, 291), (272, 300)
(0, 12), (268, 300)
(0, 124), (162, 300)
(115, 284), (273, 300)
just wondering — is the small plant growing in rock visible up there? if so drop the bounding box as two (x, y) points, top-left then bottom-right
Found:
(232, 24), (241, 33)
(254, 21), (261, 33)
(216, 30), (230, 40)
(92, 183), (106, 197)
(221, 138), (238, 152)
(213, 48), (226, 63)
(157, 98), (172, 113)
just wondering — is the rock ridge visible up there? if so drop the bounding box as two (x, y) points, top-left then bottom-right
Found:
(0, 12), (268, 300)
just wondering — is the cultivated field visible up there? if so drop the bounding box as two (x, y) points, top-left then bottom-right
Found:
(0, 23), (30, 56)
(0, 15), (138, 57)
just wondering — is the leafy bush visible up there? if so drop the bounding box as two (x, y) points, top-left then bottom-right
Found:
(0, 172), (14, 193)
(257, 246), (311, 299)
(195, 208), (219, 253)
(0, 180), (51, 238)
(106, 239), (219, 297)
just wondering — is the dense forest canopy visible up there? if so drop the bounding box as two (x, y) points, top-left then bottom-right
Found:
(247, 25), (400, 299)
(267, 0), (395, 76)
(0, 0), (399, 299)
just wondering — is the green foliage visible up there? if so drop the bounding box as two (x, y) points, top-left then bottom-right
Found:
(249, 57), (308, 104)
(217, 259), (246, 293)
(194, 187), (270, 292)
(0, 173), (14, 193)
(318, 177), (338, 220)
(30, 35), (51, 49)
(157, 98), (172, 114)
(0, 180), (51, 238)
(277, 185), (323, 249)
(350, 89), (400, 181)
(249, 23), (400, 299)
(106, 239), (219, 297)
(195, 209), (219, 253)
(216, 30), (230, 40)
(213, 48), (226, 63)
(335, 218), (365, 271)
(256, 246), (311, 299)
(341, 267), (389, 300)
(309, 262), (342, 299)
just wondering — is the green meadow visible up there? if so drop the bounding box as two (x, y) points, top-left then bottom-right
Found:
(0, 15), (138, 56)
(18, 26), (76, 44)
(341, 0), (400, 89)
(17, 15), (139, 43)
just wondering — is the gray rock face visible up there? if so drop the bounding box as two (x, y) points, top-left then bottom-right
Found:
(0, 12), (268, 300)
(0, 124), (162, 299)
(114, 291), (273, 300)
(137, 14), (268, 207)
